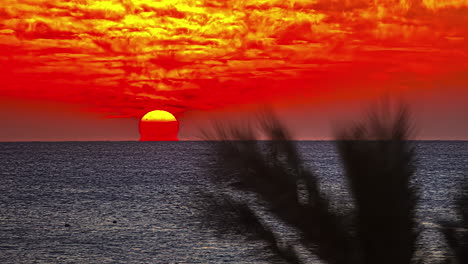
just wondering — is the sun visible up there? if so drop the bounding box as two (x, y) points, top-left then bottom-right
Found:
(141, 110), (177, 122)
(139, 110), (179, 141)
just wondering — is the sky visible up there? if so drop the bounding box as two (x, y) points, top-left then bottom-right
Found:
(0, 0), (467, 141)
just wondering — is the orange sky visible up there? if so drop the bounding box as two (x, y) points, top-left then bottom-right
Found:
(0, 0), (467, 140)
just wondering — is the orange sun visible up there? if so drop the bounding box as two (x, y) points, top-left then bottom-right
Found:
(139, 110), (179, 141)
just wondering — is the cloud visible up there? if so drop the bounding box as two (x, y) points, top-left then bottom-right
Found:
(0, 0), (467, 118)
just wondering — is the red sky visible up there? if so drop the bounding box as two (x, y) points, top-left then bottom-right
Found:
(0, 0), (467, 140)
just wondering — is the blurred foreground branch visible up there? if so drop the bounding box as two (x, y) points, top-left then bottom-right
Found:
(199, 104), (467, 264)
(440, 182), (468, 264)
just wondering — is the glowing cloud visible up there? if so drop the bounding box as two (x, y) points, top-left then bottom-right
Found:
(0, 0), (467, 119)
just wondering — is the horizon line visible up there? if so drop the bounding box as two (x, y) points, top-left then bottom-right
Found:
(1, 139), (467, 143)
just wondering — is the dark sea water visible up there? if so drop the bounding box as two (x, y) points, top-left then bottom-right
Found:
(0, 141), (466, 263)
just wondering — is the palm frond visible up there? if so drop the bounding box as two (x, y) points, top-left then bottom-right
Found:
(336, 104), (419, 264)
(201, 104), (419, 264)
(440, 182), (468, 264)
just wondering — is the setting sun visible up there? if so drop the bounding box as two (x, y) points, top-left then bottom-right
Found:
(139, 110), (179, 141)
(141, 110), (177, 122)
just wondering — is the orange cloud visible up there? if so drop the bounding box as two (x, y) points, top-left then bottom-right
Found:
(0, 0), (467, 118)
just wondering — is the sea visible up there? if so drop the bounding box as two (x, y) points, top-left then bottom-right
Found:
(0, 141), (467, 263)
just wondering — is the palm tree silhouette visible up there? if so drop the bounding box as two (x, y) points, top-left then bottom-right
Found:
(201, 105), (421, 264)
(440, 181), (468, 264)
